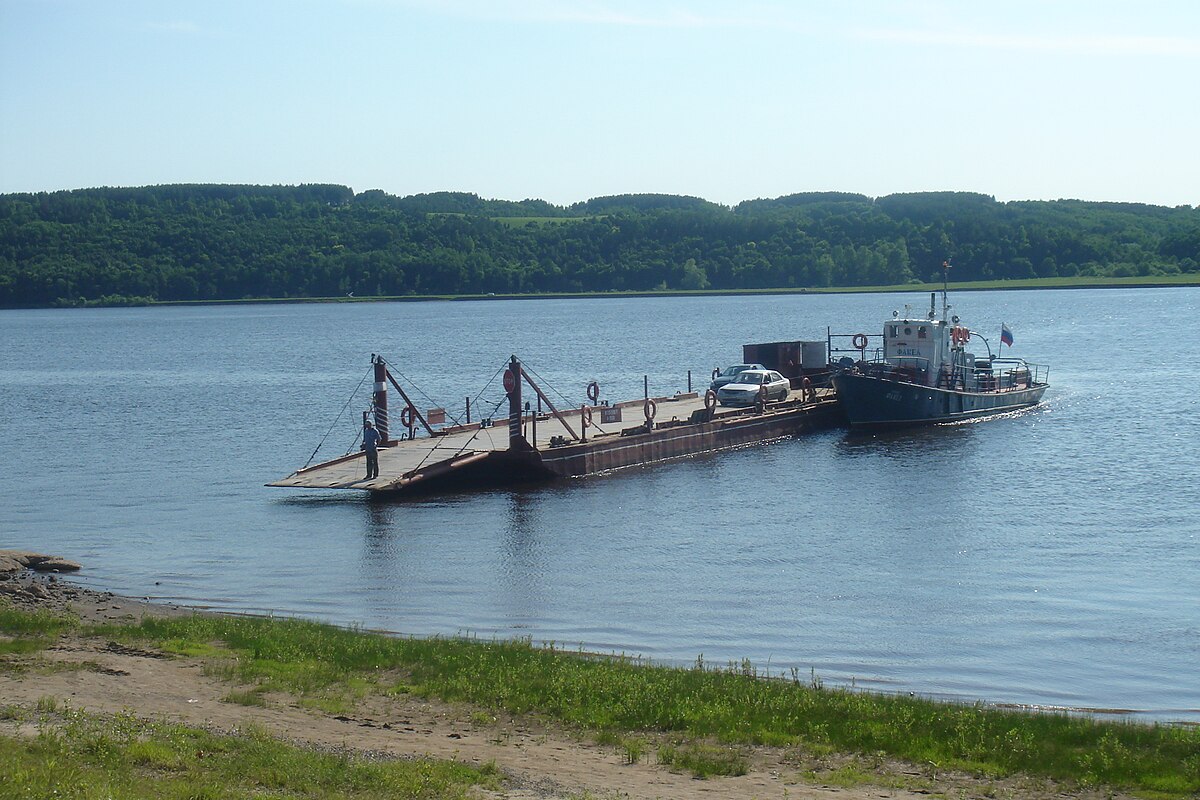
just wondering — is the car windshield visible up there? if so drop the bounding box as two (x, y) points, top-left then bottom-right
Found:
(722, 366), (751, 377)
(735, 372), (765, 384)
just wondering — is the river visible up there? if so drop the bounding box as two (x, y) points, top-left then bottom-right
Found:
(1, 287), (1196, 722)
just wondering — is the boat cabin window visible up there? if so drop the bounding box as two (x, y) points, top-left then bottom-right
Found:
(918, 326), (927, 339)
(904, 327), (912, 335)
(890, 325), (898, 337)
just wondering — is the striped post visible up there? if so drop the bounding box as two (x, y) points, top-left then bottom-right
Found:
(373, 357), (389, 443)
(506, 356), (524, 449)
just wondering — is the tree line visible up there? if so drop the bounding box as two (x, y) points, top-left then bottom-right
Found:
(1, 184), (1196, 307)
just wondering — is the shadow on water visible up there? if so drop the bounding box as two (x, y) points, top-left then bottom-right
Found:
(835, 422), (976, 460)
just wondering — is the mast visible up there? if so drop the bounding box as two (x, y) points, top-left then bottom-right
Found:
(941, 259), (951, 321)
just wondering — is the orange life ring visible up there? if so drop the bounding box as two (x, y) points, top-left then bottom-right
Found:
(586, 381), (600, 404)
(581, 405), (593, 427)
(852, 333), (868, 349)
(704, 389), (717, 410)
(644, 398), (657, 420)
(400, 405), (414, 428)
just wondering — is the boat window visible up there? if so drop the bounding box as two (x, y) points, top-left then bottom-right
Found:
(904, 327), (912, 335)
(918, 327), (927, 339)
(890, 325), (898, 337)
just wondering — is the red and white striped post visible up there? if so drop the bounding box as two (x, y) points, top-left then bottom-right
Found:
(372, 356), (389, 444)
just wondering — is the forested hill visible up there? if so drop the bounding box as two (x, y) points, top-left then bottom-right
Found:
(1, 185), (1197, 307)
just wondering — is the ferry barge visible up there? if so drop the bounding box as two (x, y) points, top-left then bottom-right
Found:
(269, 355), (842, 495)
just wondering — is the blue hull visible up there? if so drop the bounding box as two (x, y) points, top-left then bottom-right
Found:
(832, 372), (1047, 427)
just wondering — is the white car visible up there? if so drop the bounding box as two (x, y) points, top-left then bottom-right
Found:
(709, 363), (766, 392)
(716, 369), (790, 407)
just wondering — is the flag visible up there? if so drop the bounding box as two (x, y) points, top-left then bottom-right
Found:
(1000, 323), (1014, 347)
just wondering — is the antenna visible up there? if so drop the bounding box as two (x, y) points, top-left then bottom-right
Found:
(941, 259), (951, 320)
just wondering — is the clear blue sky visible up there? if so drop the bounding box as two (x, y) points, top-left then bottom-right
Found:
(2, 0), (1197, 207)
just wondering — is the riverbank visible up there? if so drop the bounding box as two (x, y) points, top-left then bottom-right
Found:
(9, 273), (1199, 309)
(2, 553), (1195, 799)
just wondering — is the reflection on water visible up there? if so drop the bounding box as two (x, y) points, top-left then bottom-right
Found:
(2, 289), (1199, 721)
(836, 423), (975, 458)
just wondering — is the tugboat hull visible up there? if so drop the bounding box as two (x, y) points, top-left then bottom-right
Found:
(832, 372), (1046, 427)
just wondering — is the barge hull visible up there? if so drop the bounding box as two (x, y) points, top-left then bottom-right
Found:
(533, 398), (842, 478)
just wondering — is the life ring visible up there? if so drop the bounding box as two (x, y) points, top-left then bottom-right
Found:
(581, 405), (593, 427)
(758, 384), (769, 402)
(400, 405), (414, 428)
(644, 398), (657, 421)
(586, 381), (600, 404)
(801, 376), (814, 402)
(852, 333), (868, 350)
(704, 389), (717, 411)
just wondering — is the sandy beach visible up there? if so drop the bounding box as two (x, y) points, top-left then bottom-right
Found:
(0, 552), (1136, 799)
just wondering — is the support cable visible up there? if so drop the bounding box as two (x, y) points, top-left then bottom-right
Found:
(303, 365), (373, 468)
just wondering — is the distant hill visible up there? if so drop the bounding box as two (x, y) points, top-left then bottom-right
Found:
(0, 184), (1196, 307)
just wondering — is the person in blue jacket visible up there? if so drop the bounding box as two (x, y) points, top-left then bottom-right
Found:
(362, 419), (381, 479)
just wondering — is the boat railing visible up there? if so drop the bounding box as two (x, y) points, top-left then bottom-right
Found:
(983, 358), (1049, 389)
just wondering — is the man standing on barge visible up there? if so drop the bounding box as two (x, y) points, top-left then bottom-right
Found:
(362, 419), (380, 480)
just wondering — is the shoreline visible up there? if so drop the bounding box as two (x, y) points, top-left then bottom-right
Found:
(2, 551), (1193, 798)
(0, 550), (189, 623)
(4, 552), (1193, 726)
(2, 275), (1198, 311)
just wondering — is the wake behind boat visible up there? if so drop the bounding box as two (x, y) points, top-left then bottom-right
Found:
(831, 276), (1049, 428)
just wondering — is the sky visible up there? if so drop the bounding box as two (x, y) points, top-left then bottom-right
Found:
(2, 0), (1198, 208)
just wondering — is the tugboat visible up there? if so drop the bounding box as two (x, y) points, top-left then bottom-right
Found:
(831, 276), (1049, 428)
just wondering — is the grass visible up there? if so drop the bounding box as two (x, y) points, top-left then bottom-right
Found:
(0, 707), (500, 799)
(0, 603), (78, 667)
(5, 601), (1198, 794)
(79, 612), (1200, 797)
(656, 741), (748, 777)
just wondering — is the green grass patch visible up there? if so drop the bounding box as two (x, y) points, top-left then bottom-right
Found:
(82, 612), (1200, 797)
(657, 741), (748, 778)
(595, 730), (648, 765)
(0, 601), (78, 637)
(0, 600), (78, 659)
(0, 708), (500, 799)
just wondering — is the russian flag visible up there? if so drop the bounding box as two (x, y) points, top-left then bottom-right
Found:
(1000, 323), (1014, 347)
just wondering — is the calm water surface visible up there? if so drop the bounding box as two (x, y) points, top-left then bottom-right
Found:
(2, 289), (1197, 722)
